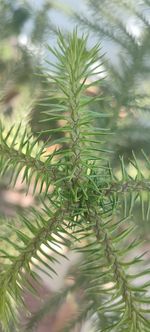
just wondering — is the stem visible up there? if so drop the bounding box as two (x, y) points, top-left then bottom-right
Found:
(86, 207), (140, 326)
(0, 143), (58, 187)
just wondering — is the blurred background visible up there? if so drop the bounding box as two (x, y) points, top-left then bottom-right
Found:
(0, 0), (150, 331)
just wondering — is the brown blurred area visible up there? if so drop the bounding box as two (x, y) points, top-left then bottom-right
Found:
(23, 280), (79, 332)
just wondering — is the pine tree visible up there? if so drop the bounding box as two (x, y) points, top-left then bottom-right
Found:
(0, 29), (150, 332)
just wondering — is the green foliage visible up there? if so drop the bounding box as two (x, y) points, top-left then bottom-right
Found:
(75, 0), (150, 161)
(0, 30), (150, 332)
(0, 0), (54, 123)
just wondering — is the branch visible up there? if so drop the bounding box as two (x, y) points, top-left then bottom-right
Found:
(0, 128), (60, 194)
(104, 179), (150, 196)
(0, 207), (66, 330)
(82, 207), (150, 330)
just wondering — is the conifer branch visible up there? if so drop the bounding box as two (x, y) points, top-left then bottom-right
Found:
(92, 211), (146, 330)
(75, 204), (150, 331)
(0, 29), (150, 332)
(0, 207), (67, 330)
(104, 179), (150, 195)
(0, 124), (59, 194)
